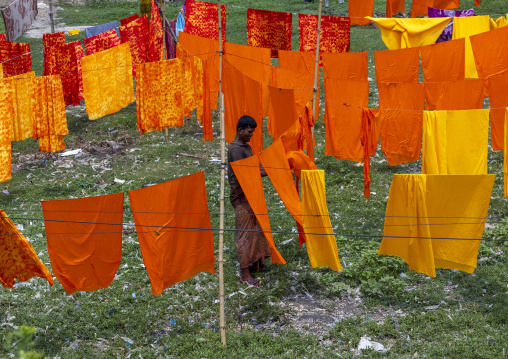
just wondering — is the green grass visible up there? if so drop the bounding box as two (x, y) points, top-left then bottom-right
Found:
(1, 0), (508, 358)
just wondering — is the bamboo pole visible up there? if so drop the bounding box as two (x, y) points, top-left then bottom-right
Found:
(311, 0), (323, 140)
(48, 0), (55, 33)
(217, 0), (227, 347)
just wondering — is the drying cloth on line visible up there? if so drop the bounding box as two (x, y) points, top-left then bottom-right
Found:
(279, 116), (317, 175)
(129, 171), (216, 296)
(298, 14), (350, 54)
(165, 18), (177, 59)
(43, 32), (65, 77)
(0, 209), (53, 289)
(411, 0), (460, 19)
(11, 71), (35, 142)
(82, 42), (134, 121)
(348, 0), (374, 26)
(321, 51), (369, 80)
(452, 15), (491, 79)
(1, 0), (37, 41)
(120, 14), (139, 26)
(0, 78), (14, 182)
(386, 0), (405, 19)
(378, 174), (495, 277)
(490, 15), (508, 29)
(85, 21), (119, 38)
(83, 29), (121, 56)
(185, 0), (226, 44)
(420, 38), (465, 82)
(361, 108), (381, 199)
(0, 41), (31, 78)
(422, 109), (489, 175)
(379, 82), (425, 166)
(487, 73), (508, 151)
(42, 192), (124, 294)
(424, 79), (485, 111)
(230, 155), (286, 265)
(147, 0), (163, 63)
(278, 50), (315, 75)
(470, 25), (508, 80)
(428, 7), (475, 43)
(374, 47), (420, 84)
(301, 170), (342, 272)
(247, 8), (292, 58)
(120, 15), (150, 77)
(367, 17), (451, 50)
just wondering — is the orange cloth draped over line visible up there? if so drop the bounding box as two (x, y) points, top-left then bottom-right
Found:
(42, 193), (124, 294)
(179, 32), (219, 112)
(374, 47), (420, 84)
(487, 73), (508, 151)
(361, 108), (381, 199)
(0, 41), (31, 78)
(185, 0), (226, 44)
(82, 42), (134, 121)
(349, 0), (374, 26)
(148, 0), (163, 63)
(32, 75), (68, 153)
(0, 78), (14, 182)
(425, 79), (485, 110)
(378, 174), (495, 277)
(222, 58), (263, 154)
(321, 51), (369, 80)
(247, 8), (292, 57)
(0, 209), (53, 289)
(83, 29), (121, 56)
(379, 82), (425, 166)
(298, 14), (350, 54)
(120, 15), (150, 77)
(411, 0), (460, 18)
(11, 71), (35, 142)
(258, 138), (306, 247)
(278, 50), (315, 75)
(129, 171), (216, 295)
(136, 59), (184, 134)
(386, 0), (405, 18)
(279, 115), (317, 174)
(231, 155), (286, 265)
(420, 38), (465, 82)
(470, 25), (508, 79)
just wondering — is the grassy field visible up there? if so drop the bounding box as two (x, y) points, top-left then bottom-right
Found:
(1, 0), (508, 357)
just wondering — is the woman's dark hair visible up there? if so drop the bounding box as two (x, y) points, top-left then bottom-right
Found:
(236, 115), (257, 131)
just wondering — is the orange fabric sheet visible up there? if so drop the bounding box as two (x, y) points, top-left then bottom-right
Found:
(42, 193), (124, 294)
(0, 209), (53, 289)
(324, 77), (369, 162)
(411, 0), (460, 18)
(129, 171), (216, 295)
(488, 73), (508, 151)
(0, 78), (14, 182)
(379, 82), (425, 166)
(258, 138), (306, 247)
(374, 47), (420, 84)
(470, 25), (508, 79)
(280, 112), (317, 170)
(349, 0), (374, 26)
(11, 71), (35, 142)
(361, 108), (381, 198)
(420, 38), (465, 82)
(136, 59), (184, 134)
(321, 51), (369, 80)
(230, 155), (286, 265)
(386, 0), (405, 18)
(425, 79), (485, 110)
(83, 29), (121, 56)
(278, 50), (315, 75)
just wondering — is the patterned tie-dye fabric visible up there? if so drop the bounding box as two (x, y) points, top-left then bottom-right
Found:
(428, 7), (475, 43)
(0, 78), (14, 182)
(43, 32), (66, 76)
(0, 41), (31, 78)
(82, 42), (134, 121)
(0, 34), (6, 42)
(148, 0), (163, 63)
(136, 59), (184, 134)
(11, 71), (35, 142)
(1, 0), (37, 41)
(298, 14), (350, 54)
(176, 44), (205, 122)
(84, 29), (121, 55)
(0, 209), (53, 288)
(32, 75), (68, 152)
(121, 14), (139, 26)
(247, 8), (292, 58)
(120, 15), (150, 77)
(185, 0), (226, 44)
(44, 41), (85, 106)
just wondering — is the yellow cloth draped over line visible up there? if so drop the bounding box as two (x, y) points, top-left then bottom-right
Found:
(366, 17), (452, 50)
(378, 174), (495, 277)
(505, 108), (508, 198)
(422, 110), (489, 175)
(301, 170), (342, 272)
(452, 15), (491, 79)
(0, 78), (14, 182)
(82, 42), (134, 121)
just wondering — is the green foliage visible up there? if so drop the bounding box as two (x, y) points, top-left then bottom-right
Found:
(2, 326), (43, 359)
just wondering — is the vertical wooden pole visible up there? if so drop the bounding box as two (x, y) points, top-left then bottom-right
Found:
(48, 0), (55, 33)
(217, 0), (227, 347)
(311, 0), (323, 140)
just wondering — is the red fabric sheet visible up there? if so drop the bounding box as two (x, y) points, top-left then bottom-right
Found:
(0, 41), (31, 78)
(185, 0), (226, 44)
(298, 14), (350, 54)
(120, 14), (139, 26)
(247, 8), (292, 58)
(148, 0), (163, 63)
(43, 32), (66, 77)
(83, 29), (121, 56)
(120, 15), (150, 77)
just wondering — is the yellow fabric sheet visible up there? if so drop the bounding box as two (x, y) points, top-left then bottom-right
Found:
(379, 174), (495, 277)
(82, 42), (134, 120)
(301, 170), (342, 272)
(0, 78), (13, 182)
(452, 15), (491, 79)
(505, 108), (508, 198)
(12, 71), (35, 142)
(366, 17), (451, 50)
(490, 15), (508, 29)
(422, 110), (489, 175)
